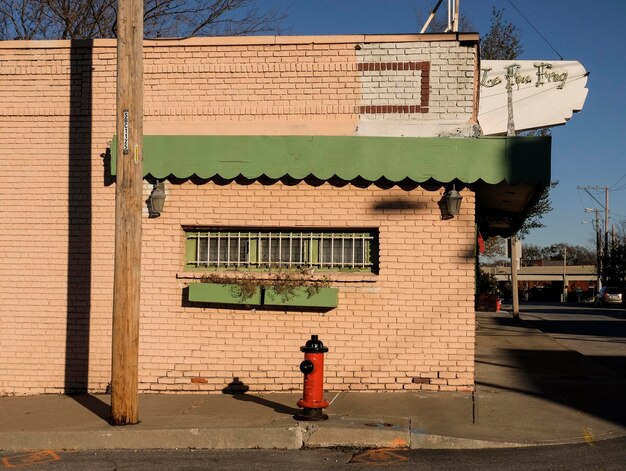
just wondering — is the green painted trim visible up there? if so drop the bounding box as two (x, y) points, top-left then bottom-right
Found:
(188, 282), (261, 305)
(185, 235), (197, 268)
(110, 135), (551, 186)
(263, 287), (339, 308)
(187, 283), (338, 308)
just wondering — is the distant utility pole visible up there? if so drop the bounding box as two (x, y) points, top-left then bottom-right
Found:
(584, 208), (602, 292)
(562, 246), (567, 303)
(506, 63), (520, 319)
(509, 237), (520, 319)
(111, 0), (144, 426)
(578, 185), (609, 286)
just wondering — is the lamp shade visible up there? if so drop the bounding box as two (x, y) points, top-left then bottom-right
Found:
(149, 181), (166, 215)
(444, 186), (462, 216)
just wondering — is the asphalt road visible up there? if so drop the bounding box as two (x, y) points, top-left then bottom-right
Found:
(2, 437), (625, 470)
(517, 302), (626, 378)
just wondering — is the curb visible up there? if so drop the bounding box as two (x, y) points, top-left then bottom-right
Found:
(4, 423), (622, 452)
(0, 427), (302, 451)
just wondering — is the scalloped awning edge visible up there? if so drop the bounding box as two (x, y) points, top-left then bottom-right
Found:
(110, 135), (551, 186)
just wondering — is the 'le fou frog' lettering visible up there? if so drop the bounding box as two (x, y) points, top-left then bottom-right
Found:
(534, 62), (568, 89)
(480, 62), (569, 90)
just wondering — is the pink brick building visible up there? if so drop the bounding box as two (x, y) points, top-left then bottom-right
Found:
(0, 34), (550, 395)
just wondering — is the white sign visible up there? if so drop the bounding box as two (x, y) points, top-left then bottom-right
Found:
(478, 60), (588, 135)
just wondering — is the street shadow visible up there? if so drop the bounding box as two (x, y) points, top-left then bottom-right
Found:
(222, 378), (300, 416)
(519, 318), (626, 341)
(476, 348), (626, 427)
(521, 302), (626, 319)
(65, 40), (93, 395)
(476, 312), (541, 334)
(478, 313), (626, 427)
(486, 311), (626, 342)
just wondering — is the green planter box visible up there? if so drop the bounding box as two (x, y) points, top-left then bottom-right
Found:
(188, 282), (261, 305)
(263, 287), (338, 308)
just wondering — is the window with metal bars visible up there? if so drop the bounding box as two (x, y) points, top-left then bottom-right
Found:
(185, 229), (377, 271)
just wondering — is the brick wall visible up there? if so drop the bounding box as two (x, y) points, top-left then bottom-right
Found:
(143, 42), (360, 121)
(355, 40), (478, 138)
(357, 41), (475, 120)
(0, 36), (476, 395)
(141, 182), (476, 393)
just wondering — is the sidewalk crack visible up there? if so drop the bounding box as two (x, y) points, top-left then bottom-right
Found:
(181, 397), (210, 415)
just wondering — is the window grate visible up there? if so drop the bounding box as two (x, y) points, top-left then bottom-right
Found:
(186, 230), (376, 271)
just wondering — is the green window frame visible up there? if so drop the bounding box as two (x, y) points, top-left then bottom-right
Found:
(185, 229), (377, 272)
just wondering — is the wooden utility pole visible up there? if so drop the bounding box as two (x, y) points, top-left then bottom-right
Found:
(505, 67), (520, 320)
(111, 0), (144, 426)
(510, 237), (520, 319)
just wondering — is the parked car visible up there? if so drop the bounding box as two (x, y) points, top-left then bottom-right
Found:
(595, 287), (623, 306)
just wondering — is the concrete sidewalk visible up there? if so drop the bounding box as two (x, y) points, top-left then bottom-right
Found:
(1, 311), (625, 451)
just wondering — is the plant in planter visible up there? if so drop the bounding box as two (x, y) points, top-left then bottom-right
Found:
(263, 268), (330, 302)
(199, 271), (260, 303)
(194, 268), (336, 307)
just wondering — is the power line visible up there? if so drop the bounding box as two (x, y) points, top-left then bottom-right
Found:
(610, 173), (626, 189)
(578, 186), (605, 210)
(507, 0), (564, 60)
(609, 173), (626, 192)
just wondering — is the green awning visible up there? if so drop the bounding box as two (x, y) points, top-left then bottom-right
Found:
(110, 135), (551, 237)
(110, 135), (550, 186)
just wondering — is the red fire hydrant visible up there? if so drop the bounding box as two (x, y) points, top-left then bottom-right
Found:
(295, 335), (329, 421)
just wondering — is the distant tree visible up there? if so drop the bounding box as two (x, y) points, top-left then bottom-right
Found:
(0, 0), (286, 40)
(0, 0), (48, 39)
(521, 242), (595, 266)
(567, 245), (596, 265)
(545, 243), (596, 265)
(516, 181), (558, 239)
(480, 7), (522, 60)
(521, 243), (542, 265)
(604, 223), (626, 289)
(481, 236), (505, 262)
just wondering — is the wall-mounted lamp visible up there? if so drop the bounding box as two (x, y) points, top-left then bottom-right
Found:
(438, 185), (463, 220)
(148, 181), (166, 218)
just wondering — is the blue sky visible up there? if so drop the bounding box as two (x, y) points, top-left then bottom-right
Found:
(269, 0), (626, 248)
